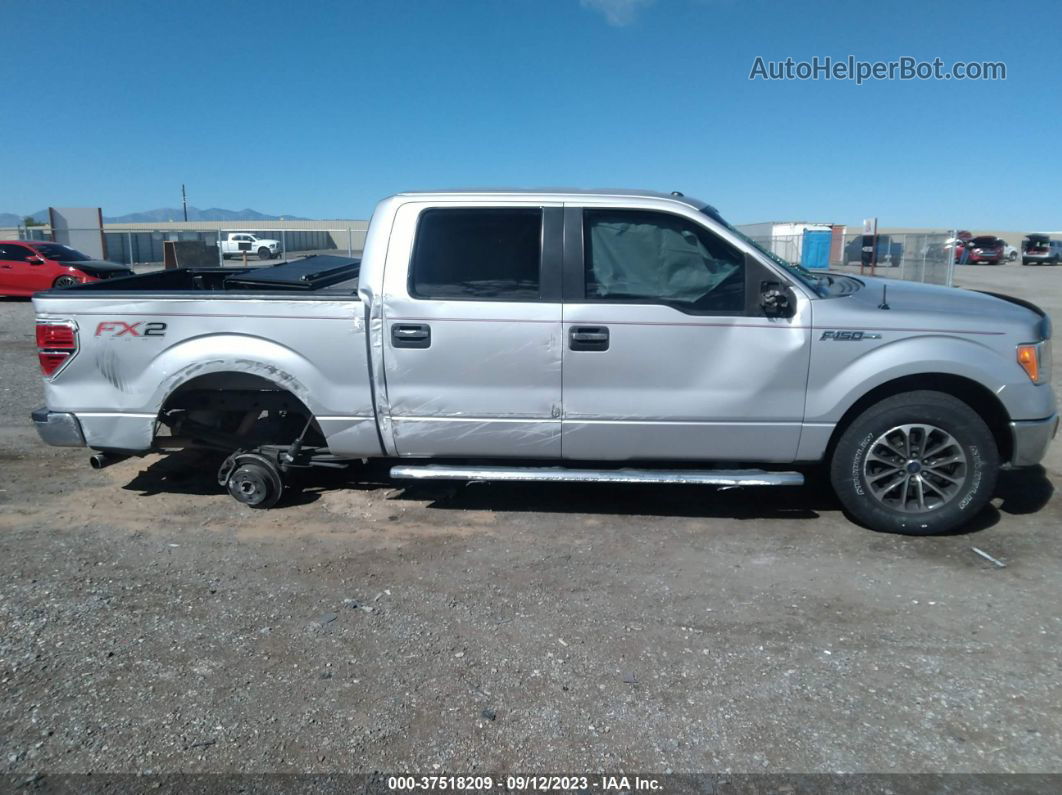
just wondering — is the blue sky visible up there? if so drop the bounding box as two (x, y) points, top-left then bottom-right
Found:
(5, 0), (1060, 228)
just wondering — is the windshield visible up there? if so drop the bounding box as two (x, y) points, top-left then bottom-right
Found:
(700, 207), (826, 295)
(32, 243), (91, 262)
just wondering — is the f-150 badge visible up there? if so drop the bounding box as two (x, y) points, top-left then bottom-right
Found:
(820, 330), (882, 341)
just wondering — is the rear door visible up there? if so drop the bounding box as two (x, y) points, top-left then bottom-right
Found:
(381, 202), (564, 457)
(560, 205), (812, 462)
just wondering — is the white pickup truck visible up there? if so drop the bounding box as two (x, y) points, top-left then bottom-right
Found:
(29, 189), (1057, 535)
(219, 233), (281, 260)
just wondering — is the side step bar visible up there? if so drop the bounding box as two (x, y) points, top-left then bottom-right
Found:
(389, 465), (804, 487)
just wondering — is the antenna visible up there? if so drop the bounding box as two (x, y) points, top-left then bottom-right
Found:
(878, 283), (890, 310)
(181, 184), (188, 222)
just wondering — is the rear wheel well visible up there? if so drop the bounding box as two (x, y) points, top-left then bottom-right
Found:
(157, 372), (322, 448)
(826, 374), (1012, 464)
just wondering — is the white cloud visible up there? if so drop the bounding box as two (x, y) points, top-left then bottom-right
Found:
(580, 0), (656, 26)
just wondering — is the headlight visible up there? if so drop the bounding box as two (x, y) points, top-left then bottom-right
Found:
(1017, 340), (1052, 384)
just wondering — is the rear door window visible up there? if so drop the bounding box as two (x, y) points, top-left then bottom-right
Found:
(410, 208), (542, 300)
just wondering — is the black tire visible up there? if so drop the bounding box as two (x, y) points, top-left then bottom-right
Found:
(829, 391), (998, 535)
(53, 275), (79, 288)
(226, 461), (282, 508)
(257, 247), (271, 261)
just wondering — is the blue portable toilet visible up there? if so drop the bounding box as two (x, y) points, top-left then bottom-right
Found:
(801, 229), (831, 269)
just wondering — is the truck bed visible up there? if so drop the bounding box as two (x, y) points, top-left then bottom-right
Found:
(31, 253), (376, 457)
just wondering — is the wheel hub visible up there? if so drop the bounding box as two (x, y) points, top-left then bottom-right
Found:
(862, 424), (968, 514)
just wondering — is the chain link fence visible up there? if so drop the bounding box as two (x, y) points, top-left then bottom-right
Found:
(8, 221), (960, 285)
(3, 223), (368, 269)
(747, 231), (958, 286)
(836, 232), (957, 286)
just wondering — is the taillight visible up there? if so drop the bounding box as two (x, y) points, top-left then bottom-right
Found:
(36, 323), (76, 348)
(36, 320), (78, 377)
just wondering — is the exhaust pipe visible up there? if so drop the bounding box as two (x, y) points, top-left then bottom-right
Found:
(89, 452), (128, 470)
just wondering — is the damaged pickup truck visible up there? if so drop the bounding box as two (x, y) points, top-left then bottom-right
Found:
(31, 190), (1057, 535)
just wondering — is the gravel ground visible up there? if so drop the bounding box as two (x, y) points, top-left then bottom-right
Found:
(0, 262), (1059, 776)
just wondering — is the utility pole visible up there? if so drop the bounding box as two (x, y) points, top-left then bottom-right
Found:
(181, 184), (188, 222)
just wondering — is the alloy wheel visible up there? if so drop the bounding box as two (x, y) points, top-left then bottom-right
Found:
(862, 424), (968, 513)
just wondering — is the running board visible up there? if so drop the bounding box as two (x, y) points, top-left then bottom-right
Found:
(389, 465), (804, 487)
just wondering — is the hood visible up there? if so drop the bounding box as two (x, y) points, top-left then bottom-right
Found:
(822, 275), (1046, 338)
(68, 260), (132, 274)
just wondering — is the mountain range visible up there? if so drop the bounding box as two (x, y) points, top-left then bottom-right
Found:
(0, 207), (308, 226)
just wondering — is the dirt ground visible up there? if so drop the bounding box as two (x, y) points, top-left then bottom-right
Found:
(1, 263), (1060, 776)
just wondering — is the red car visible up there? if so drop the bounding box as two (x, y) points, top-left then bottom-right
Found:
(0, 241), (133, 297)
(967, 235), (1004, 265)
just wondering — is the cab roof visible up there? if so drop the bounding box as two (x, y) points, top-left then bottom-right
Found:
(393, 188), (715, 214)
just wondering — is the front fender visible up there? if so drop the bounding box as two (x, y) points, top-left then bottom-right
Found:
(805, 335), (1013, 423)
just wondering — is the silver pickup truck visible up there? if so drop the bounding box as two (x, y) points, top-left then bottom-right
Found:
(31, 190), (1057, 535)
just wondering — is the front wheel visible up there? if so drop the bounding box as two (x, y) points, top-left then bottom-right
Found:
(258, 247), (272, 261)
(829, 391), (998, 535)
(53, 275), (80, 288)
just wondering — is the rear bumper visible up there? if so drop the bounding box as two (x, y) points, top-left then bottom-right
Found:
(31, 407), (86, 447)
(1009, 414), (1059, 467)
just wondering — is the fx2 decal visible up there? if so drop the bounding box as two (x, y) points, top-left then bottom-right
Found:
(820, 330), (882, 341)
(95, 321), (168, 338)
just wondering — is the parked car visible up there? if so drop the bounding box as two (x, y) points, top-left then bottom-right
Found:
(0, 241), (133, 297)
(843, 234), (903, 267)
(1001, 240), (1019, 262)
(966, 236), (1005, 265)
(1022, 234), (1062, 265)
(219, 232), (281, 260)
(30, 189), (1056, 536)
(945, 231), (973, 263)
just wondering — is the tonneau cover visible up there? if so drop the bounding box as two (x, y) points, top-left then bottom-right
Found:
(223, 255), (360, 290)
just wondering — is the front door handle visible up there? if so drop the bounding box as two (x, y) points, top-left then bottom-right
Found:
(569, 325), (609, 351)
(391, 323), (431, 349)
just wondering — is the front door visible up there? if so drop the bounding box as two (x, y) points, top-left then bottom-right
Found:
(381, 203), (564, 457)
(0, 243), (41, 295)
(561, 206), (812, 462)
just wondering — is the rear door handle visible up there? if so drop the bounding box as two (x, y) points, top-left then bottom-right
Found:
(391, 323), (431, 349)
(569, 325), (609, 351)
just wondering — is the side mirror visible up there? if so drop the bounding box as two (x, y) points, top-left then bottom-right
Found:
(760, 281), (793, 318)
(27, 256), (45, 265)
